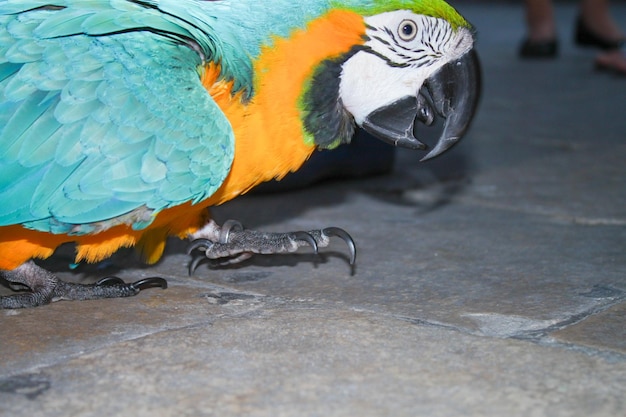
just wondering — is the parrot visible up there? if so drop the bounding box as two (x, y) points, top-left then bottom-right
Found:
(0, 0), (480, 308)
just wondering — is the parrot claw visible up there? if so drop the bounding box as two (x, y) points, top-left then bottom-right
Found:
(187, 239), (216, 275)
(186, 220), (356, 274)
(95, 276), (125, 286)
(186, 238), (214, 255)
(188, 254), (207, 276)
(219, 219), (244, 244)
(322, 227), (357, 265)
(0, 262), (167, 309)
(129, 277), (168, 291)
(293, 231), (319, 254)
(97, 276), (167, 291)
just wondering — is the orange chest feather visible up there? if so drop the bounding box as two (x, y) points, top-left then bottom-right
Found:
(202, 9), (367, 205)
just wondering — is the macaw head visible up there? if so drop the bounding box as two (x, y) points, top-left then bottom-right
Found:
(302, 0), (481, 161)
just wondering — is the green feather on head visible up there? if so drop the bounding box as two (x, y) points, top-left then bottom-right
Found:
(331, 0), (469, 30)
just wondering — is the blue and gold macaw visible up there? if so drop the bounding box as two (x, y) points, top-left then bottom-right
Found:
(0, 0), (480, 308)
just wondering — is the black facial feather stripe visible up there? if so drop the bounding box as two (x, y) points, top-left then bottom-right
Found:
(361, 47), (411, 68)
(372, 35), (391, 47)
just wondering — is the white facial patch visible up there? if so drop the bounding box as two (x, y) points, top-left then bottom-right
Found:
(364, 12), (473, 70)
(339, 11), (474, 125)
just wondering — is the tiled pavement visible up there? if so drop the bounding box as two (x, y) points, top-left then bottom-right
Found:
(1, 2), (625, 416)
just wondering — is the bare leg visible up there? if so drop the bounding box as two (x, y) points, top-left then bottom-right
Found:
(579, 0), (624, 41)
(525, 0), (557, 41)
(520, 0), (559, 58)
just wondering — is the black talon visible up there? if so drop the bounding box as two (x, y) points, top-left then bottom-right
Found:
(96, 276), (167, 291)
(294, 231), (318, 254)
(323, 227), (357, 265)
(130, 277), (168, 290)
(96, 276), (125, 286)
(187, 238), (213, 255)
(188, 239), (217, 274)
(219, 219), (244, 243)
(188, 254), (207, 276)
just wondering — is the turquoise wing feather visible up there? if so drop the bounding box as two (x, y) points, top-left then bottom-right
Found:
(0, 1), (237, 234)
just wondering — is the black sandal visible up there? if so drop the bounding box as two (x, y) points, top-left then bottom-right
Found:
(575, 16), (625, 51)
(519, 38), (559, 59)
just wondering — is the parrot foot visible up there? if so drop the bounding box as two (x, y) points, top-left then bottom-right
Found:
(0, 261), (167, 309)
(187, 220), (356, 274)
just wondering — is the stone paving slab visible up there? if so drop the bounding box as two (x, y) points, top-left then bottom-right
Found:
(1, 281), (232, 376)
(551, 301), (626, 355)
(2, 308), (625, 417)
(204, 187), (626, 343)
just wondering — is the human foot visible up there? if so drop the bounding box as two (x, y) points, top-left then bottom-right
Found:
(595, 49), (626, 76)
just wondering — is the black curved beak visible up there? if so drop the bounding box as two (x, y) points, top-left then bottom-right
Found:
(361, 49), (481, 161)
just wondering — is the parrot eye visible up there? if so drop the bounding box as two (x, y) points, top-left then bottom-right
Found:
(398, 20), (418, 42)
